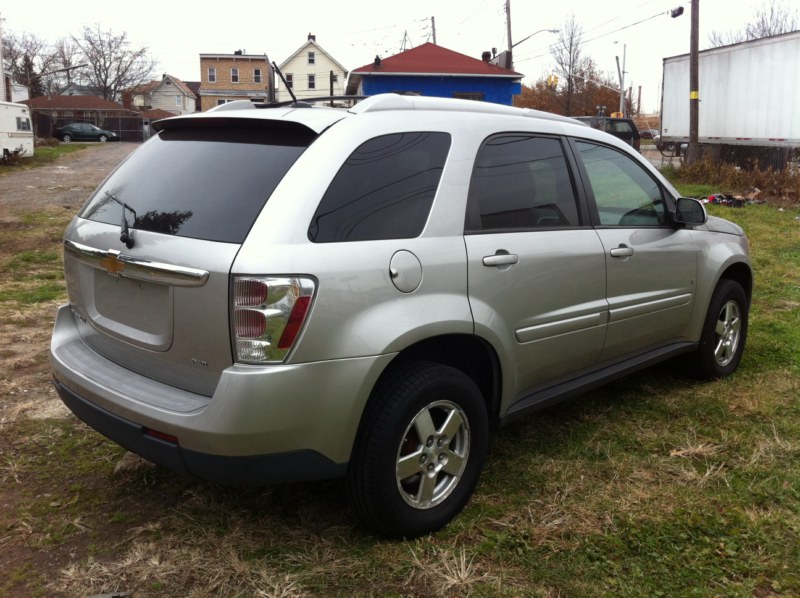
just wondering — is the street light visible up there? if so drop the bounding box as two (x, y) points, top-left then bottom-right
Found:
(505, 28), (559, 70)
(511, 28), (559, 49)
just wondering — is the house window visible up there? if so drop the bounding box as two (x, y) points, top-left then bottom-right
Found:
(308, 75), (316, 89)
(286, 74), (293, 89)
(208, 68), (216, 83)
(176, 95), (182, 107)
(453, 92), (485, 101)
(231, 68), (239, 83)
(254, 69), (262, 83)
(308, 51), (315, 65)
(217, 99), (235, 105)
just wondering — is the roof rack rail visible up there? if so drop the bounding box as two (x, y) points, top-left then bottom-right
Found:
(252, 95), (366, 109)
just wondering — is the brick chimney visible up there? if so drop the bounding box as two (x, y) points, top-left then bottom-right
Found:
(308, 33), (316, 42)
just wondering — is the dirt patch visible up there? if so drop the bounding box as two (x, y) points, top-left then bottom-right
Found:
(0, 143), (138, 424)
(0, 142), (137, 214)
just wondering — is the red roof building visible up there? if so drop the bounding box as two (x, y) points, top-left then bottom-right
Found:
(347, 43), (523, 105)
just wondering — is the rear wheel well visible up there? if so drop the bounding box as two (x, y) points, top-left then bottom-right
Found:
(388, 335), (501, 426)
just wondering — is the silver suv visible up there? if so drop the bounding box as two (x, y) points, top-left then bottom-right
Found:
(51, 94), (752, 538)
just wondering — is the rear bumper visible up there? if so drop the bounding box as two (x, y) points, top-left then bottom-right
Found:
(54, 379), (346, 484)
(50, 304), (394, 485)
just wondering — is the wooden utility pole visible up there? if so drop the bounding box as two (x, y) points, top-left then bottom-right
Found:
(686, 0), (700, 163)
(505, 0), (514, 69)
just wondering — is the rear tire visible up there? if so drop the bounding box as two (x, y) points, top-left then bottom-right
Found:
(687, 279), (748, 380)
(99, 135), (108, 142)
(347, 360), (488, 538)
(62, 133), (72, 143)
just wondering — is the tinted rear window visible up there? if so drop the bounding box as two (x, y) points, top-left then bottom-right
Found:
(308, 132), (451, 243)
(80, 123), (315, 243)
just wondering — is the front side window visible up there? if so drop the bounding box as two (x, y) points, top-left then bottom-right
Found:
(17, 117), (31, 131)
(467, 135), (581, 232)
(231, 68), (239, 83)
(208, 67), (216, 83)
(308, 132), (451, 243)
(575, 141), (666, 226)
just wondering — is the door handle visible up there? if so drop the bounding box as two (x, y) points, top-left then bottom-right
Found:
(483, 253), (519, 267)
(610, 244), (635, 258)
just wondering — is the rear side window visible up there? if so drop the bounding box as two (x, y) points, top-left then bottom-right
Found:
(308, 132), (451, 243)
(80, 123), (315, 243)
(466, 135), (581, 232)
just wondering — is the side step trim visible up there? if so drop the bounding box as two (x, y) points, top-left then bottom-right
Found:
(501, 342), (696, 425)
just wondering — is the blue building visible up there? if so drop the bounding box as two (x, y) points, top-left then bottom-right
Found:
(346, 43), (523, 106)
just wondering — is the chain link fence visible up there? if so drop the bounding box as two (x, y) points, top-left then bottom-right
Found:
(32, 113), (149, 143)
(651, 142), (799, 172)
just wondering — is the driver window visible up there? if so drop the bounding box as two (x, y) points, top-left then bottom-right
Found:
(576, 141), (666, 226)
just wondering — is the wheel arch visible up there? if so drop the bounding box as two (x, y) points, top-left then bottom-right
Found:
(719, 261), (753, 304)
(358, 334), (503, 438)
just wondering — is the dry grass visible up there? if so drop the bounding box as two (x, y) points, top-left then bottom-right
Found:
(671, 156), (800, 207)
(1, 201), (798, 597)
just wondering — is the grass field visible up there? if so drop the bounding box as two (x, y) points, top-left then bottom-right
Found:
(0, 186), (798, 596)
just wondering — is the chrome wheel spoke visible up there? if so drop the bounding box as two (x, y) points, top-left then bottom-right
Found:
(441, 450), (466, 476)
(416, 471), (438, 507)
(397, 450), (424, 480)
(440, 409), (464, 440)
(413, 409), (436, 442)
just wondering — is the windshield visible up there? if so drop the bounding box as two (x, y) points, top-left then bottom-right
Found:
(80, 122), (315, 243)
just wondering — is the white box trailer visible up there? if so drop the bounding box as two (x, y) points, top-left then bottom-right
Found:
(661, 31), (800, 151)
(1, 101), (34, 160)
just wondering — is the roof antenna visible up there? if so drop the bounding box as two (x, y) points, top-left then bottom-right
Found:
(272, 61), (297, 104)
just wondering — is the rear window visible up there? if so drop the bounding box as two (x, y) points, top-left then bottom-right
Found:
(79, 123), (315, 243)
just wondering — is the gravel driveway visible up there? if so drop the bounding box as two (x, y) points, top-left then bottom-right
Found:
(0, 142), (139, 214)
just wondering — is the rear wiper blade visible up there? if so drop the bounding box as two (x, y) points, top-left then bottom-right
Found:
(104, 191), (137, 249)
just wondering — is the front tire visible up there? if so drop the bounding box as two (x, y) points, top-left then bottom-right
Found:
(62, 133), (72, 142)
(688, 279), (748, 379)
(99, 135), (108, 142)
(347, 361), (488, 538)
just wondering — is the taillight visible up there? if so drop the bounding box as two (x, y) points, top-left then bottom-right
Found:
(232, 276), (316, 364)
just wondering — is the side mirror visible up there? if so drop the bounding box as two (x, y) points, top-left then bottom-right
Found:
(674, 197), (707, 227)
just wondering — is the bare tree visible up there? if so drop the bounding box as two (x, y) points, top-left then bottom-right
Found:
(746, 0), (798, 38)
(709, 0), (798, 46)
(73, 24), (156, 101)
(2, 31), (58, 97)
(550, 16), (591, 116)
(41, 38), (85, 94)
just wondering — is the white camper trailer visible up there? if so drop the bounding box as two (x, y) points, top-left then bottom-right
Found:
(1, 101), (34, 160)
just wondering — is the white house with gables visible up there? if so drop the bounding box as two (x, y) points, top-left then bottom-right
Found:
(275, 34), (348, 102)
(124, 74), (197, 116)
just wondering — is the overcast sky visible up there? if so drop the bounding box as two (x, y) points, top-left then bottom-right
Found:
(0, 0), (783, 112)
